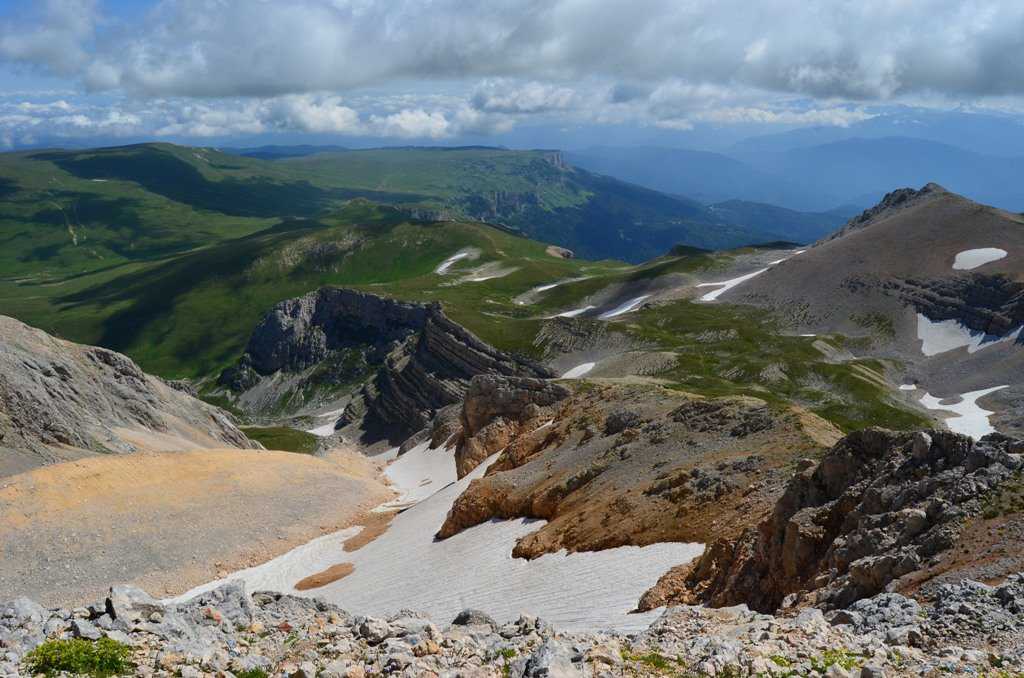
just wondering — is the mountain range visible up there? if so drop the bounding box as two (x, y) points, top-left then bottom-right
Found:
(1, 141), (1023, 677)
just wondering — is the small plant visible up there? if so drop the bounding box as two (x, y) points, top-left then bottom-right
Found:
(770, 654), (793, 667)
(810, 648), (862, 674)
(24, 638), (133, 677)
(235, 670), (269, 678)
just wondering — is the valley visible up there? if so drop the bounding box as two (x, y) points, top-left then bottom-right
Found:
(1, 142), (1023, 677)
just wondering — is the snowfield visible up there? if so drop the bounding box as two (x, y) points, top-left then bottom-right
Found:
(171, 439), (703, 631)
(435, 250), (474, 274)
(916, 313), (1022, 356)
(598, 295), (651, 319)
(919, 385), (1009, 439)
(697, 249), (805, 302)
(952, 248), (1008, 270)
(560, 362), (596, 379)
(697, 268), (769, 302)
(549, 305), (596, 319)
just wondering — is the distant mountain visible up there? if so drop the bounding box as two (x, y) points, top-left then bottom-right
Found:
(737, 136), (1024, 212)
(726, 183), (1024, 437)
(733, 109), (1024, 157)
(228, 144), (349, 159)
(566, 146), (822, 209)
(708, 200), (855, 243)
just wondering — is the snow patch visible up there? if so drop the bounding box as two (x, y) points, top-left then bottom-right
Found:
(170, 439), (702, 631)
(435, 251), (473, 274)
(307, 422), (338, 437)
(916, 314), (1022, 356)
(919, 386), (1009, 439)
(561, 362), (596, 379)
(548, 305), (596, 319)
(598, 295), (651, 319)
(376, 439), (457, 511)
(697, 249), (805, 302)
(697, 268), (769, 302)
(898, 384), (918, 391)
(952, 248), (1007, 270)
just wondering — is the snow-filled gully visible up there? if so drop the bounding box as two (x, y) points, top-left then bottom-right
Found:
(696, 249), (805, 302)
(171, 438), (703, 631)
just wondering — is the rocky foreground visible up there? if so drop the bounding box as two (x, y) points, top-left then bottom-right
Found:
(2, 576), (1023, 677)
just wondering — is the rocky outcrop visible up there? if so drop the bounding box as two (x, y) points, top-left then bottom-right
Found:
(222, 288), (552, 438)
(670, 428), (1023, 613)
(453, 375), (570, 478)
(822, 183), (945, 243)
(436, 382), (840, 556)
(4, 576), (1023, 677)
(0, 316), (252, 477)
(888, 273), (1024, 337)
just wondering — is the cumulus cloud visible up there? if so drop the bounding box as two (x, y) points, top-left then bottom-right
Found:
(2, 0), (1022, 142)
(1, 0), (1019, 102)
(0, 0), (98, 75)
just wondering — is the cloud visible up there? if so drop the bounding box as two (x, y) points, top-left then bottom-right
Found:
(0, 0), (98, 75)
(3, 0), (1024, 102)
(471, 80), (578, 114)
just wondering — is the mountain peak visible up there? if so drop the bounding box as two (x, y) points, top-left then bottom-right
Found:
(824, 182), (951, 242)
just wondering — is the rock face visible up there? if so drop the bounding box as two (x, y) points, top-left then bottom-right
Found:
(222, 287), (552, 439)
(674, 428), (1023, 613)
(0, 316), (252, 477)
(436, 382), (841, 556)
(888, 273), (1024, 337)
(454, 375), (570, 478)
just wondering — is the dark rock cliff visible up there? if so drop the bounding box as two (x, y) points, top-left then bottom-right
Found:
(673, 428), (1023, 613)
(221, 288), (553, 440)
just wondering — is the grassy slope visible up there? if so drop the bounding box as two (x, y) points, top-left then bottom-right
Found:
(0, 142), (926, 433)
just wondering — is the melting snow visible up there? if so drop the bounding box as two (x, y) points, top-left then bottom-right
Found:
(171, 440), (702, 631)
(435, 252), (471, 274)
(697, 249), (805, 302)
(375, 439), (457, 511)
(548, 305), (596, 319)
(560, 362), (596, 379)
(898, 384), (918, 391)
(916, 314), (1022, 356)
(307, 422), (338, 437)
(952, 248), (1008, 271)
(598, 295), (651, 319)
(697, 268), (769, 302)
(919, 386), (1009, 439)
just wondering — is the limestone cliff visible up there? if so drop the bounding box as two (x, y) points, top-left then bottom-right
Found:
(0, 316), (253, 477)
(221, 288), (553, 440)
(649, 428), (1023, 613)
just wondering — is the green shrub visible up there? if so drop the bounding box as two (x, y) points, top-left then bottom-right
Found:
(24, 638), (133, 677)
(235, 670), (269, 678)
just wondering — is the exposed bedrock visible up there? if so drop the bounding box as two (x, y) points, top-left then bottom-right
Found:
(0, 316), (252, 477)
(436, 382), (840, 557)
(454, 375), (571, 478)
(656, 428), (1023, 614)
(887, 274), (1024, 337)
(222, 287), (552, 437)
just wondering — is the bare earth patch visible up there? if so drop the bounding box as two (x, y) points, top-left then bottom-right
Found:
(343, 511), (396, 552)
(294, 563), (355, 591)
(0, 448), (391, 607)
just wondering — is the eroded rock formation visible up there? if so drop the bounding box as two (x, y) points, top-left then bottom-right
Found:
(222, 288), (552, 439)
(0, 316), (252, 477)
(655, 428), (1023, 613)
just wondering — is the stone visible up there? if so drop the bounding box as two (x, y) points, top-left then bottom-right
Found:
(107, 585), (164, 623)
(452, 608), (498, 629)
(521, 639), (579, 677)
(71, 619), (102, 640)
(357, 617), (391, 644)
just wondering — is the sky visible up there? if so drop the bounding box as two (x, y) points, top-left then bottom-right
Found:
(1, 0), (1024, 150)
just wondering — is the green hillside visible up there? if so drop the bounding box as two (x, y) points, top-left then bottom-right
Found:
(0, 142), (926, 434)
(7, 143), (782, 264)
